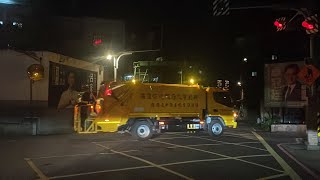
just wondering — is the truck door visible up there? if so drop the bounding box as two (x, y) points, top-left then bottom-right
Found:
(208, 90), (235, 127)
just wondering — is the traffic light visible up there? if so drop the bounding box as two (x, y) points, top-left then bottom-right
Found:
(93, 38), (102, 46)
(302, 15), (318, 34)
(274, 17), (286, 31)
(302, 20), (314, 30)
(92, 35), (105, 46)
(274, 21), (283, 28)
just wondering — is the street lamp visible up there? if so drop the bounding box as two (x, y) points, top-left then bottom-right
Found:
(106, 54), (113, 60)
(108, 49), (160, 82)
(189, 78), (195, 85)
(237, 81), (242, 86)
(243, 57), (248, 63)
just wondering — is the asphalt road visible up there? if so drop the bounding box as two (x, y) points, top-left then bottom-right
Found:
(0, 126), (312, 180)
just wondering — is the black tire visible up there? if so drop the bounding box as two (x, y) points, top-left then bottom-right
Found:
(208, 120), (224, 137)
(131, 121), (154, 140)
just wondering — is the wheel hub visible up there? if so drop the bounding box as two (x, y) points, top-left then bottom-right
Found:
(211, 123), (222, 135)
(137, 125), (150, 138)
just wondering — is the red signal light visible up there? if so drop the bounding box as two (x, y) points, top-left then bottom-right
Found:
(302, 21), (314, 30)
(104, 88), (112, 96)
(274, 21), (283, 28)
(93, 39), (102, 45)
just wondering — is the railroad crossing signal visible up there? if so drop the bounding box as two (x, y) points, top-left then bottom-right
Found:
(302, 14), (318, 34)
(212, 0), (230, 16)
(274, 17), (286, 31)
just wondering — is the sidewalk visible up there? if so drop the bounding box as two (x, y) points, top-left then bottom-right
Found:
(281, 143), (320, 178)
(254, 126), (320, 179)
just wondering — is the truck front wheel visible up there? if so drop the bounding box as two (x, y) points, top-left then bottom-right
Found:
(208, 120), (224, 137)
(132, 121), (154, 140)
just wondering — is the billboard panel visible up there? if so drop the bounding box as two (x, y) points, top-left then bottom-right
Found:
(264, 61), (309, 124)
(264, 61), (308, 108)
(49, 62), (97, 109)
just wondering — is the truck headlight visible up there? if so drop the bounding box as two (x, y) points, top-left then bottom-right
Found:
(95, 104), (102, 114)
(95, 98), (104, 114)
(233, 112), (238, 118)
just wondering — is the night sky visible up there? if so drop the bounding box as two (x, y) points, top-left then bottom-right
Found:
(30, 0), (319, 84)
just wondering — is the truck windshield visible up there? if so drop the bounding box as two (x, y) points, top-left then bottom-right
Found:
(213, 92), (233, 108)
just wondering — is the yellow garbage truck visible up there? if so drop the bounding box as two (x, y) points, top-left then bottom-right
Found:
(74, 82), (237, 140)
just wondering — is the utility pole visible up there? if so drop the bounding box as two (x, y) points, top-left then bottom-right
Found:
(160, 24), (164, 49)
(108, 49), (160, 82)
(180, 69), (183, 84)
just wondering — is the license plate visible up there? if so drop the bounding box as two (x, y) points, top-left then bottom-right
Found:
(187, 124), (200, 129)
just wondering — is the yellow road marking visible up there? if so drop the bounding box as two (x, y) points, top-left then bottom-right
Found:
(94, 143), (194, 180)
(256, 173), (288, 180)
(29, 150), (138, 159)
(151, 139), (284, 173)
(24, 158), (48, 180)
(252, 132), (301, 180)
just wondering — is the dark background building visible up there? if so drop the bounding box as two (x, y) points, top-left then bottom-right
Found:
(1, 0), (319, 122)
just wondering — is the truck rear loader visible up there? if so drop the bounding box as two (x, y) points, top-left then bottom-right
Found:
(74, 82), (237, 140)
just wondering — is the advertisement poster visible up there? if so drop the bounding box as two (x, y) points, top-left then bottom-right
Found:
(264, 61), (308, 124)
(48, 62), (97, 109)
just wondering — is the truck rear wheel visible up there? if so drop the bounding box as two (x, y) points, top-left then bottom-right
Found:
(132, 121), (154, 140)
(208, 120), (224, 137)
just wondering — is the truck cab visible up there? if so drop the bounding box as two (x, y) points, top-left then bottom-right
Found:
(203, 87), (237, 136)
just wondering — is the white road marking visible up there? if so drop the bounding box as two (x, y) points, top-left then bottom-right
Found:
(225, 132), (255, 136)
(223, 134), (258, 140)
(151, 139), (284, 173)
(49, 165), (154, 179)
(29, 150), (139, 160)
(153, 136), (192, 140)
(174, 134), (267, 151)
(94, 142), (194, 180)
(161, 154), (272, 166)
(167, 141), (261, 148)
(256, 173), (288, 180)
(46, 154), (272, 179)
(92, 139), (138, 143)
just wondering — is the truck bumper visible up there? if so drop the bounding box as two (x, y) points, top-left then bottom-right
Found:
(159, 119), (204, 132)
(233, 122), (238, 128)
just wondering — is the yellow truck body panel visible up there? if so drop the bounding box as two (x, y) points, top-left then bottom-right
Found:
(93, 82), (237, 132)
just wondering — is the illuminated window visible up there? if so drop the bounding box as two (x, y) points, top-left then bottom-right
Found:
(13, 22), (23, 28)
(0, 0), (18, 4)
(252, 71), (257, 77)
